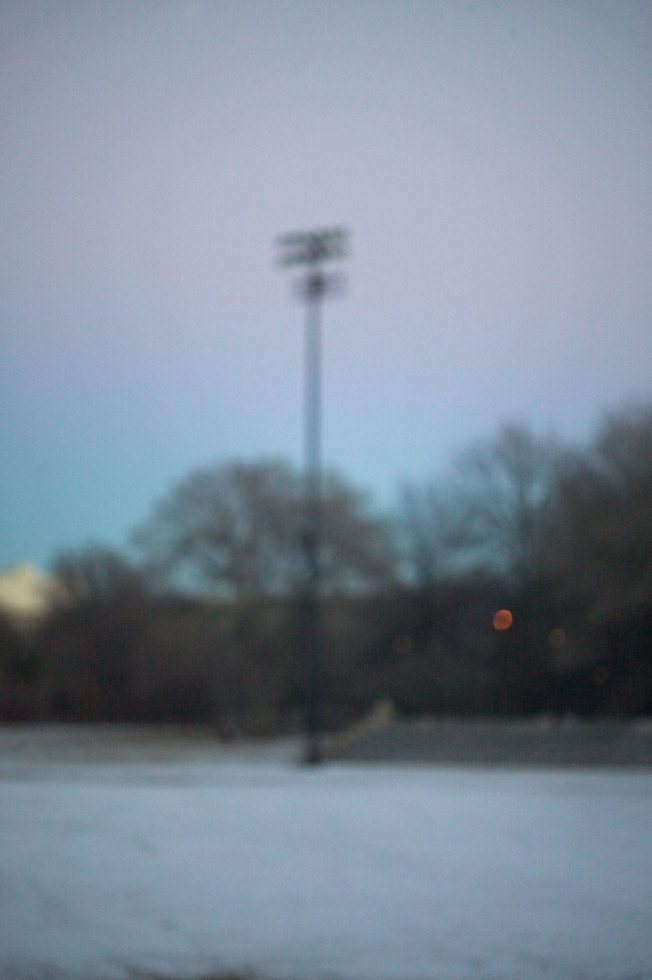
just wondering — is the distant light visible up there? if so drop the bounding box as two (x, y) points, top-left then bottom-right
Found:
(548, 628), (567, 649)
(492, 609), (513, 631)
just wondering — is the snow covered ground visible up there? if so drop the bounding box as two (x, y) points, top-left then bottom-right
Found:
(1, 727), (651, 980)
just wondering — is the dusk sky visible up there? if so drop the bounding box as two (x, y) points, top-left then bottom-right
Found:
(2, 0), (650, 571)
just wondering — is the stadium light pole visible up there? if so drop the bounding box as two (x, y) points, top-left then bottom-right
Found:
(277, 227), (349, 764)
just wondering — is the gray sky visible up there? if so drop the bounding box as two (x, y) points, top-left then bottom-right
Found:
(2, 0), (651, 569)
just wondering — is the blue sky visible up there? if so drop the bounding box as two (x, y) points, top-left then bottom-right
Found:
(2, 0), (651, 570)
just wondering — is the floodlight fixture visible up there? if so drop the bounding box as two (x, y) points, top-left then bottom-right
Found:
(277, 227), (349, 268)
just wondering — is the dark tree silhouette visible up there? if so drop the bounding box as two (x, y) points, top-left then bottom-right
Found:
(133, 458), (395, 598)
(548, 405), (652, 713)
(42, 547), (150, 721)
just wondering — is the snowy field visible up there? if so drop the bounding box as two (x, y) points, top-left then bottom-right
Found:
(1, 727), (651, 980)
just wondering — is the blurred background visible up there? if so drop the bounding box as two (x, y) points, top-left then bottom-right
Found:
(1, 0), (650, 732)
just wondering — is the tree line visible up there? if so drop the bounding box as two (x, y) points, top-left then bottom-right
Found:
(2, 404), (651, 731)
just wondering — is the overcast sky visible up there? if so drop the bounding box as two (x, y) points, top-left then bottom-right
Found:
(2, 0), (650, 570)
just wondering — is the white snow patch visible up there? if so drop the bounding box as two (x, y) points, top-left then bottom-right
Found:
(1, 728), (651, 979)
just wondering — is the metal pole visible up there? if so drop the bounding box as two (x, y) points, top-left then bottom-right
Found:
(276, 227), (348, 765)
(304, 275), (323, 764)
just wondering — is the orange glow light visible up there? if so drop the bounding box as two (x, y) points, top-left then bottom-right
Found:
(492, 608), (513, 631)
(548, 628), (567, 649)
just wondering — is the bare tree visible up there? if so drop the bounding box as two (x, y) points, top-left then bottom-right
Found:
(445, 422), (564, 585)
(551, 406), (652, 613)
(548, 405), (652, 712)
(131, 459), (396, 732)
(133, 458), (396, 598)
(42, 547), (150, 721)
(397, 482), (456, 587)
(53, 547), (148, 609)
